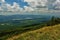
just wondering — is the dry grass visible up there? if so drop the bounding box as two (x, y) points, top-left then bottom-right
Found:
(7, 24), (60, 40)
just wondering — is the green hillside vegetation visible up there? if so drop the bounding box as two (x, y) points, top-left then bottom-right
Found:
(0, 16), (60, 40)
(46, 16), (60, 26)
(9, 24), (60, 40)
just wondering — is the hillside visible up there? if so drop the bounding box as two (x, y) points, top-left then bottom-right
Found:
(7, 24), (60, 40)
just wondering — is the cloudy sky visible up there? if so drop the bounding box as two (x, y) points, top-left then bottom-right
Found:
(0, 0), (60, 15)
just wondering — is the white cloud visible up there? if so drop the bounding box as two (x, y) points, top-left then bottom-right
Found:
(12, 2), (23, 12)
(24, 0), (48, 8)
(24, 0), (35, 2)
(54, 0), (60, 4)
(0, 1), (23, 12)
(53, 0), (60, 9)
(56, 0), (60, 2)
(24, 6), (34, 12)
(24, 0), (48, 11)
(6, 4), (14, 11)
(2, 0), (5, 2)
(0, 0), (5, 3)
(0, 7), (3, 11)
(0, 0), (34, 12)
(6, 2), (21, 12)
(24, 0), (60, 10)
(0, 0), (60, 13)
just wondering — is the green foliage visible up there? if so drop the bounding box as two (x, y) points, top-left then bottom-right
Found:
(46, 16), (60, 26)
(0, 16), (60, 40)
(15, 24), (60, 40)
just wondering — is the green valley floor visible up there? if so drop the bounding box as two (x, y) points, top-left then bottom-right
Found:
(6, 24), (60, 40)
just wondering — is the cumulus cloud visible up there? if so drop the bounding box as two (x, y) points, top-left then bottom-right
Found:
(2, 0), (5, 2)
(0, 0), (5, 3)
(6, 2), (22, 12)
(24, 0), (60, 10)
(0, 0), (23, 12)
(24, 0), (48, 8)
(0, 0), (60, 13)
(24, 0), (50, 11)
(24, 6), (34, 12)
(0, 7), (3, 11)
(0, 0), (34, 12)
(53, 0), (60, 9)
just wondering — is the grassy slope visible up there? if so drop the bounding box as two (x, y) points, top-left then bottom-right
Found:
(7, 24), (60, 40)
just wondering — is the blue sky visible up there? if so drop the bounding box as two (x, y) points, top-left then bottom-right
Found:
(5, 0), (28, 8)
(0, 0), (60, 11)
(0, 0), (60, 15)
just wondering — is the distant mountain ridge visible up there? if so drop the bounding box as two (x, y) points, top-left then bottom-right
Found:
(0, 15), (51, 22)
